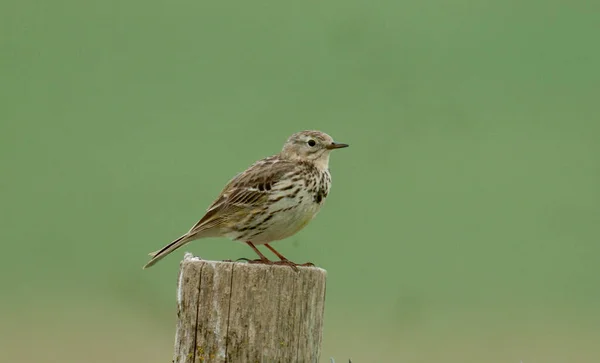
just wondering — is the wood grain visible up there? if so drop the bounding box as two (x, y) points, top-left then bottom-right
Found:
(173, 254), (327, 363)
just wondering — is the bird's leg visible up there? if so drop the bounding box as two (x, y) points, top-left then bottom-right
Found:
(265, 243), (300, 272)
(266, 243), (315, 268)
(264, 243), (290, 261)
(245, 241), (272, 263)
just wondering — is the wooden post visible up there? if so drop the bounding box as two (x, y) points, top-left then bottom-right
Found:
(173, 253), (327, 363)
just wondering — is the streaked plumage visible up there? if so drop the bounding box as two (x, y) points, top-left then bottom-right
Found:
(143, 130), (348, 269)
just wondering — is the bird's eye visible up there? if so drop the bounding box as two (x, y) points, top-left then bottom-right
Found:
(307, 139), (316, 147)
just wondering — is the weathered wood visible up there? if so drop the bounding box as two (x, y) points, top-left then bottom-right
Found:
(173, 253), (327, 363)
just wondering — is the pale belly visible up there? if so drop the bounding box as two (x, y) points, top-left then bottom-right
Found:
(252, 200), (321, 244)
(226, 188), (324, 245)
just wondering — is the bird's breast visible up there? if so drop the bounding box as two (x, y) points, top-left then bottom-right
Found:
(227, 168), (332, 244)
(311, 169), (331, 205)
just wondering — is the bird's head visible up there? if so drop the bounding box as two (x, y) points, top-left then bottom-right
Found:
(280, 130), (348, 169)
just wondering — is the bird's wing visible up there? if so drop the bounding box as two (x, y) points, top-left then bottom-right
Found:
(187, 157), (299, 234)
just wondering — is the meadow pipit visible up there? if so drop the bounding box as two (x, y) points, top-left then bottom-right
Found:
(143, 130), (348, 270)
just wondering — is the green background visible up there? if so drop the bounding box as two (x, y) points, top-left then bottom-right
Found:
(1, 0), (599, 362)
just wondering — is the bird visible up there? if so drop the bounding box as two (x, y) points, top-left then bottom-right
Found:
(143, 130), (348, 270)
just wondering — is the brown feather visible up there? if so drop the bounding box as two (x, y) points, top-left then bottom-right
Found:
(187, 157), (300, 235)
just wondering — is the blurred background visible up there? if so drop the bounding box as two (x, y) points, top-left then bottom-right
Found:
(1, 0), (599, 362)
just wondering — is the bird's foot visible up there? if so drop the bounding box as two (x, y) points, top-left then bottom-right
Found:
(235, 257), (313, 272)
(272, 259), (302, 272)
(237, 257), (273, 265)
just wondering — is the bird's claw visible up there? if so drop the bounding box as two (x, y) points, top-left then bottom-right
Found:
(238, 257), (272, 264)
(271, 259), (298, 272)
(234, 257), (314, 272)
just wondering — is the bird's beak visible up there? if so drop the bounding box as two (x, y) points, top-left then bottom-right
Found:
(326, 142), (349, 150)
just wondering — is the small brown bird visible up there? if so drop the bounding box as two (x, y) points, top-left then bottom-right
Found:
(143, 130), (348, 269)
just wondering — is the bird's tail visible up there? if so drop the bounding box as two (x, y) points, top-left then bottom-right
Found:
(143, 233), (193, 269)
